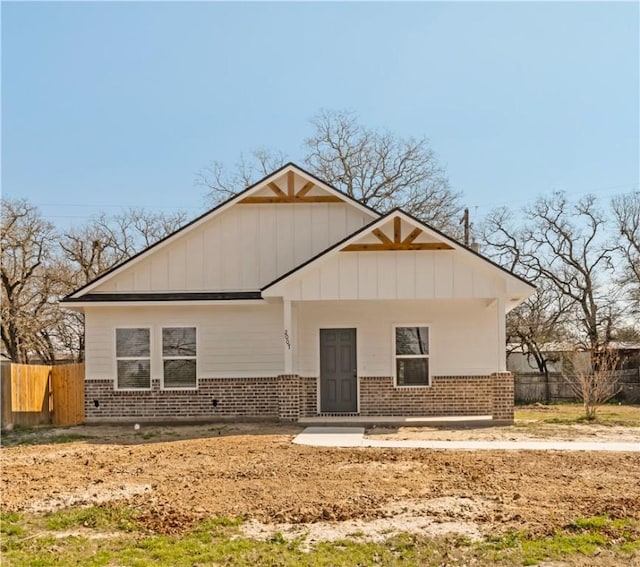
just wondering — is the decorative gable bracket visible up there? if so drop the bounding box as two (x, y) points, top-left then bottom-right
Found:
(239, 171), (343, 204)
(342, 217), (453, 251)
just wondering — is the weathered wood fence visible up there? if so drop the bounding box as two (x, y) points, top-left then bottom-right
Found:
(0, 362), (85, 429)
(515, 369), (640, 404)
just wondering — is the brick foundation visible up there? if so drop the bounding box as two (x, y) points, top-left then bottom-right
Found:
(85, 372), (514, 423)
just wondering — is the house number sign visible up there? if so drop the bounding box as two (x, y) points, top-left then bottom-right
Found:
(284, 330), (291, 350)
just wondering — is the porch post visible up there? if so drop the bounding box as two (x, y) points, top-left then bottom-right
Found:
(496, 295), (507, 372)
(492, 371), (514, 423)
(283, 299), (293, 375)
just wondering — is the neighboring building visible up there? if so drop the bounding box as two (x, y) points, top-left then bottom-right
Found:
(62, 163), (535, 423)
(507, 341), (640, 375)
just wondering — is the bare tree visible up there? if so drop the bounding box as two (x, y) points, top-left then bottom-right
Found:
(483, 193), (619, 352)
(507, 280), (572, 372)
(58, 208), (187, 360)
(124, 208), (188, 249)
(304, 110), (462, 234)
(60, 208), (187, 289)
(198, 149), (288, 205)
(198, 110), (464, 237)
(611, 191), (640, 312)
(1, 200), (187, 363)
(1, 199), (66, 362)
(563, 349), (620, 420)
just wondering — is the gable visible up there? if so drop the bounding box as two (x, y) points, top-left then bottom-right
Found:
(238, 169), (345, 204)
(70, 164), (378, 297)
(263, 211), (536, 306)
(341, 216), (453, 251)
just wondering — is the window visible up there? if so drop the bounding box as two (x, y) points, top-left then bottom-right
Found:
(116, 328), (150, 389)
(162, 327), (197, 388)
(394, 326), (430, 386)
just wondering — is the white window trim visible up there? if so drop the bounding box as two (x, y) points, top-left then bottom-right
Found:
(392, 324), (431, 388)
(114, 327), (152, 391)
(161, 326), (198, 391)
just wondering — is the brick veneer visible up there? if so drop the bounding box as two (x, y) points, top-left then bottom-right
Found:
(359, 376), (493, 416)
(277, 374), (300, 421)
(85, 372), (514, 423)
(85, 377), (279, 421)
(299, 377), (318, 418)
(491, 371), (515, 422)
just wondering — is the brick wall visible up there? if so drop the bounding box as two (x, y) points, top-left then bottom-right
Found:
(85, 372), (514, 422)
(491, 372), (514, 422)
(299, 377), (318, 418)
(276, 374), (300, 421)
(359, 376), (494, 416)
(85, 377), (279, 421)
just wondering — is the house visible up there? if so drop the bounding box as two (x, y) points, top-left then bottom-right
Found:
(62, 163), (536, 423)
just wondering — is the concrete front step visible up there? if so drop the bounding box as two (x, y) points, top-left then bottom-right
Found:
(297, 415), (494, 428)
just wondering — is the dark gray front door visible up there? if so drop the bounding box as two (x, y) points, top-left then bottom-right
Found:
(320, 328), (357, 413)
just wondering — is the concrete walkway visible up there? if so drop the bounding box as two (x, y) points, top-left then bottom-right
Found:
(292, 427), (640, 452)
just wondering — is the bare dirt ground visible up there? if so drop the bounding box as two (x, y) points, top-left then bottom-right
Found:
(365, 422), (640, 443)
(2, 419), (640, 547)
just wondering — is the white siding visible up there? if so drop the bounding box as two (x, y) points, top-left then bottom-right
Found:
(84, 304), (284, 380)
(295, 299), (500, 377)
(93, 203), (373, 293)
(269, 250), (503, 301)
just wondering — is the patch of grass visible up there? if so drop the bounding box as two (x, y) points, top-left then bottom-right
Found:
(1, 427), (91, 448)
(520, 531), (608, 564)
(43, 506), (141, 533)
(569, 516), (610, 530)
(482, 516), (640, 565)
(199, 516), (243, 529)
(515, 403), (640, 426)
(0, 512), (23, 537)
(2, 512), (639, 566)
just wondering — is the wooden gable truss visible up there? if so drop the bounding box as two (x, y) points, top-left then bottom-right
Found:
(239, 170), (343, 204)
(342, 217), (453, 252)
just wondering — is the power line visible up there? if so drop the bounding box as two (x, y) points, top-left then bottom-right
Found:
(466, 182), (638, 211)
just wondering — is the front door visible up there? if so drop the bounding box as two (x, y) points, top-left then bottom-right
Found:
(320, 328), (357, 413)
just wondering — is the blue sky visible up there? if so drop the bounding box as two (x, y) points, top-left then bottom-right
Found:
(2, 1), (639, 229)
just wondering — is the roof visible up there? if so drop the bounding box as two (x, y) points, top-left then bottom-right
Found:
(62, 162), (380, 302)
(61, 164), (535, 305)
(62, 292), (263, 303)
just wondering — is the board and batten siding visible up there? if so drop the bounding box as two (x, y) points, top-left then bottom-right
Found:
(267, 250), (516, 301)
(92, 203), (373, 293)
(84, 305), (284, 381)
(294, 299), (500, 377)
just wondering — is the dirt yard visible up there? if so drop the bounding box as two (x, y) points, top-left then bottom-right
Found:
(2, 414), (640, 547)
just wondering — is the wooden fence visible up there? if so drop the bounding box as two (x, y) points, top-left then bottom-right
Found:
(515, 368), (640, 404)
(0, 362), (85, 429)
